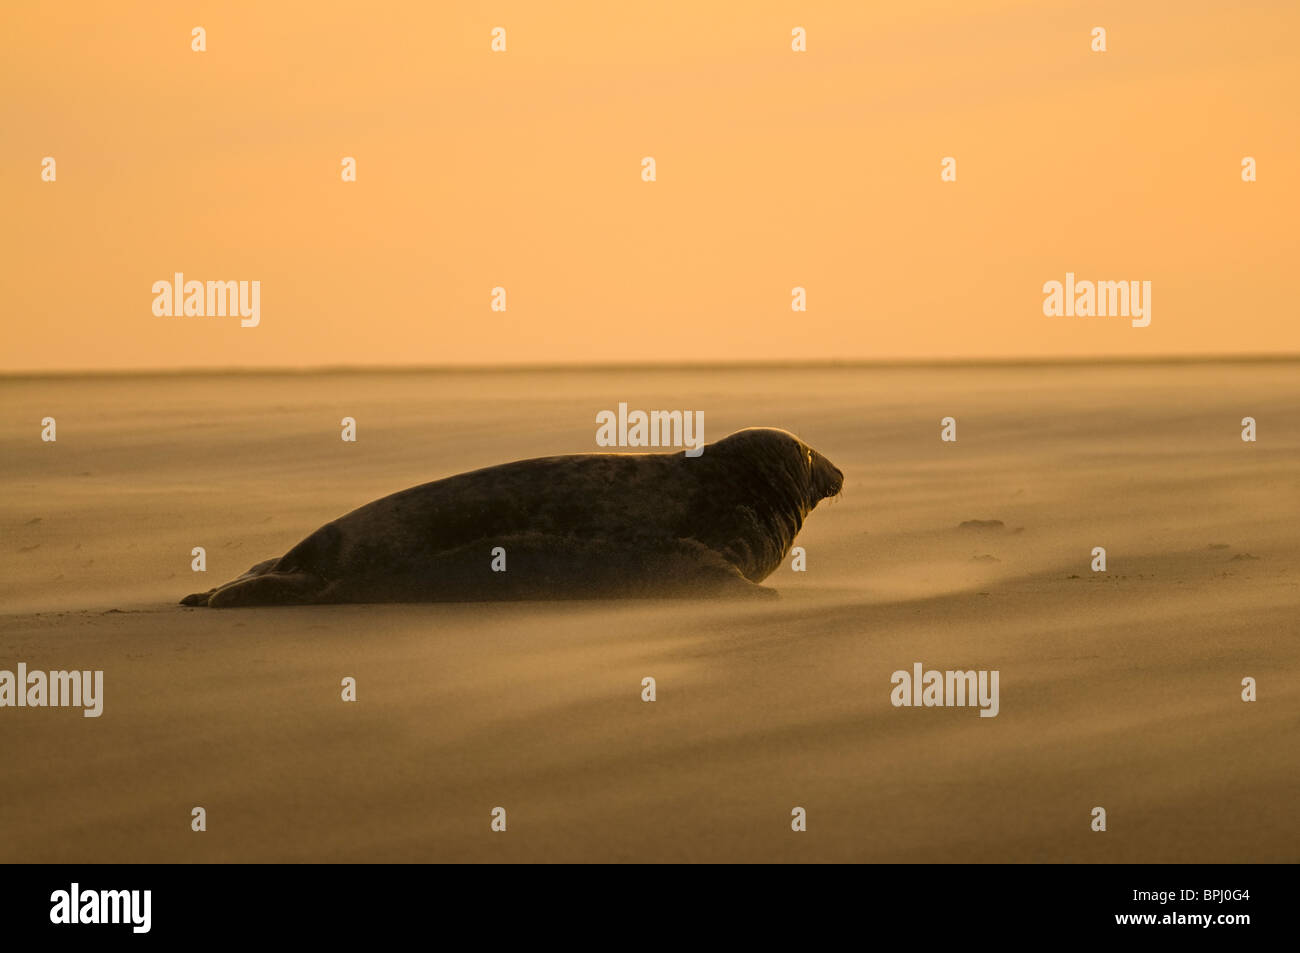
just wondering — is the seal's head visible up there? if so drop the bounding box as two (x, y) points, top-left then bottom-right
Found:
(706, 427), (843, 513)
(691, 428), (843, 582)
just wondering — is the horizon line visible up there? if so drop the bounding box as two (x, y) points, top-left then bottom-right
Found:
(2, 353), (1299, 380)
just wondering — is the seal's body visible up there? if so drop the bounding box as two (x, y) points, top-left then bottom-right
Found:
(181, 428), (843, 607)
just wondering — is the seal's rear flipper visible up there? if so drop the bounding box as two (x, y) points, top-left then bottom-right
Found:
(205, 571), (325, 608)
(181, 556), (284, 607)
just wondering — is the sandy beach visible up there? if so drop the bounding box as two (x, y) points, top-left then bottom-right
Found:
(1, 362), (1296, 862)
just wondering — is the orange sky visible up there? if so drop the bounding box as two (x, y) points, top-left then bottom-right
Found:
(2, 0), (1297, 371)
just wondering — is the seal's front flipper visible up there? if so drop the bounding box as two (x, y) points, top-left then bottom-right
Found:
(669, 555), (780, 599)
(708, 570), (779, 599)
(205, 571), (325, 608)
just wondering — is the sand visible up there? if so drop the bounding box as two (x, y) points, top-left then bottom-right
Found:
(1, 362), (1297, 862)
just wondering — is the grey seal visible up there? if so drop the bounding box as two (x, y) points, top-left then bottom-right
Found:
(180, 427), (843, 606)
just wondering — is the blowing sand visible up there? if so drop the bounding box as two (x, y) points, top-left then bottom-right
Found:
(1, 362), (1297, 862)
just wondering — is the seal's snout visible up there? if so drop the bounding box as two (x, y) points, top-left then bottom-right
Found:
(810, 452), (844, 502)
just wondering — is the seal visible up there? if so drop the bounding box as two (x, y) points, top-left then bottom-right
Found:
(180, 427), (843, 607)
